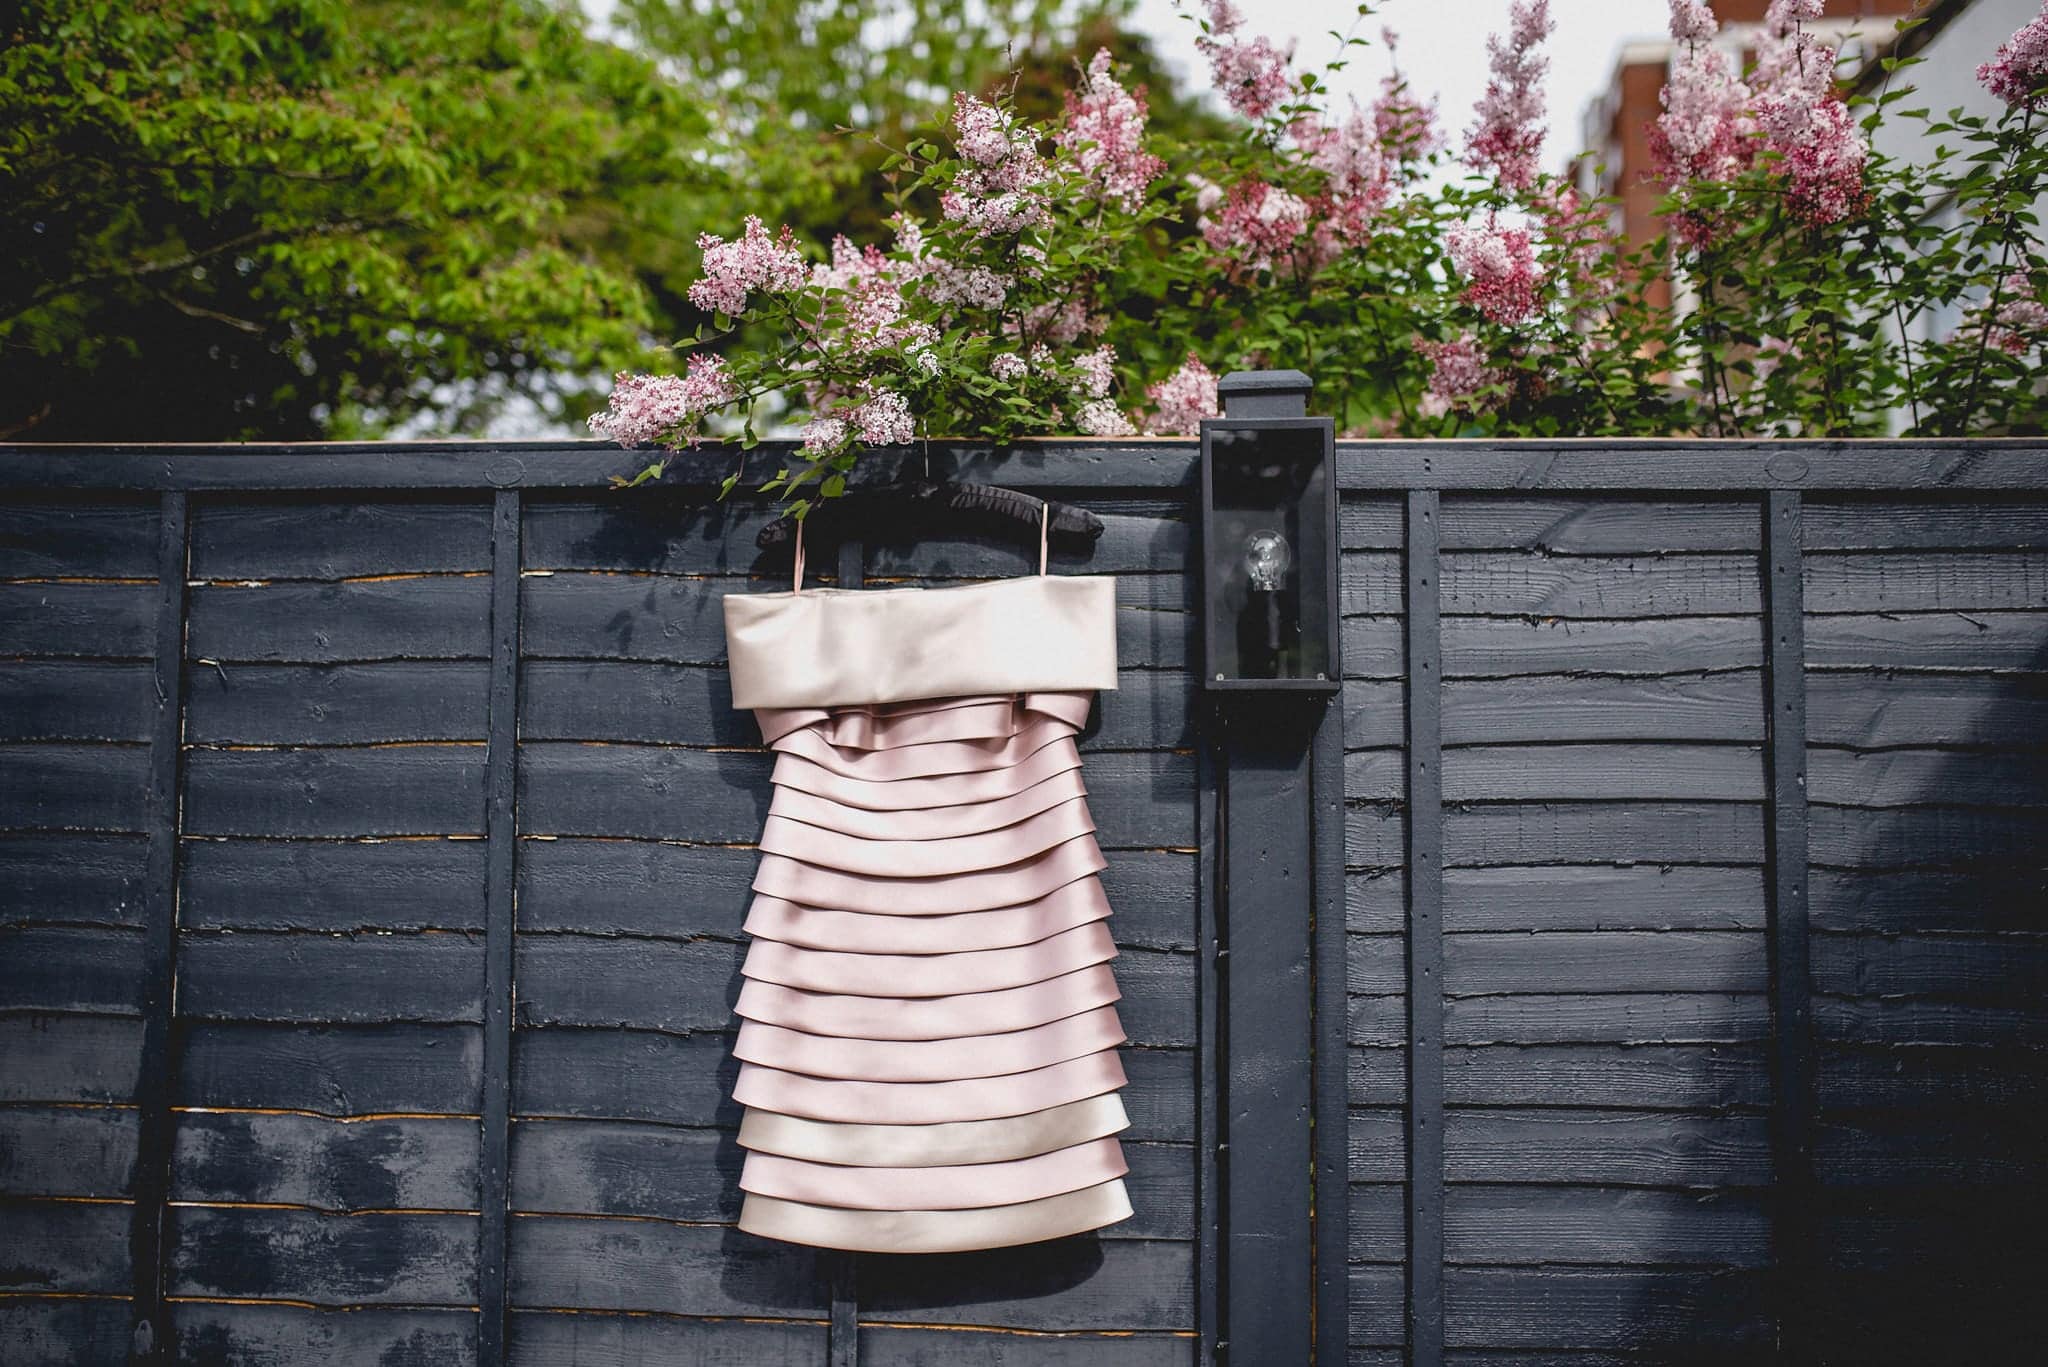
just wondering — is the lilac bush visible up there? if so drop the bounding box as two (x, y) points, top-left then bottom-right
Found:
(596, 0), (2048, 508)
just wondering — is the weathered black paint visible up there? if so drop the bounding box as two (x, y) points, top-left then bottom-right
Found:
(477, 490), (520, 1364)
(1217, 702), (1318, 1365)
(1402, 490), (1445, 1367)
(4, 440), (2047, 1367)
(128, 491), (188, 1365)
(1764, 491), (1816, 1361)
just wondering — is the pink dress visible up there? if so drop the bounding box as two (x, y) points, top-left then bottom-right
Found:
(719, 516), (1133, 1253)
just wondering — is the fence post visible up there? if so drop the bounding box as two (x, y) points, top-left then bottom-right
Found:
(478, 488), (522, 1366)
(1211, 371), (1346, 1363)
(1762, 491), (1815, 1359)
(127, 491), (188, 1364)
(1404, 490), (1445, 1367)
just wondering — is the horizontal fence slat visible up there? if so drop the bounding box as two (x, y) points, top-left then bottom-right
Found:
(186, 575), (494, 662)
(1444, 1184), (1772, 1267)
(0, 1015), (143, 1104)
(176, 931), (484, 1024)
(0, 661), (155, 740)
(188, 498), (493, 577)
(0, 925), (145, 1014)
(171, 1111), (479, 1213)
(0, 832), (150, 929)
(0, 581), (148, 662)
(173, 1304), (477, 1366)
(0, 1105), (137, 1199)
(1806, 610), (2048, 670)
(1439, 1109), (1772, 1187)
(21, 439), (2048, 492)
(181, 746), (487, 837)
(0, 499), (162, 576)
(1805, 551), (2048, 613)
(180, 837), (488, 932)
(176, 1021), (484, 1115)
(1372, 993), (1772, 1047)
(167, 1205), (477, 1304)
(184, 660), (491, 744)
(1442, 1044), (1769, 1109)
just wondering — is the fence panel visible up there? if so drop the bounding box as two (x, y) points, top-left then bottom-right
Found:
(6, 439), (2048, 1367)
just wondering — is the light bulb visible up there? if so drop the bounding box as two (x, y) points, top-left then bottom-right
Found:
(1242, 529), (1291, 592)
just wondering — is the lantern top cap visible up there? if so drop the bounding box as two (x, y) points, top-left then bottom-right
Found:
(1216, 369), (1312, 419)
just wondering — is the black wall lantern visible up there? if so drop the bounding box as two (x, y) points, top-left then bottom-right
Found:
(1200, 369), (1340, 693)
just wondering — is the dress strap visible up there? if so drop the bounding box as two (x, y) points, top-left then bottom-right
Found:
(792, 516), (807, 593)
(1038, 498), (1050, 577)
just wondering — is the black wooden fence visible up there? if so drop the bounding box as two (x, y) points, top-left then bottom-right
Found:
(2, 437), (2044, 1366)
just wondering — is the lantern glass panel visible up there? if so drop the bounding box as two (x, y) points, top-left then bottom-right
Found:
(1204, 422), (1333, 684)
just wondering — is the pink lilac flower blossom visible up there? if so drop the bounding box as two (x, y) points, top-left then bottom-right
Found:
(1297, 101), (1392, 245)
(1416, 334), (1506, 419)
(1075, 399), (1136, 437)
(1202, 180), (1312, 274)
(1143, 354), (1220, 435)
(1194, 0), (1296, 123)
(1374, 32), (1444, 163)
(1073, 345), (1118, 400)
(688, 216), (808, 317)
(952, 92), (1028, 167)
(1464, 0), (1554, 193)
(1978, 3), (2048, 108)
(1666, 0), (1718, 44)
(798, 416), (848, 457)
(989, 353), (1028, 381)
(588, 355), (739, 447)
(1020, 298), (1103, 347)
(850, 388), (915, 446)
(921, 262), (1011, 311)
(1531, 183), (1605, 291)
(1056, 49), (1166, 212)
(941, 93), (1051, 237)
(1748, 0), (1867, 226)
(1964, 271), (2048, 355)
(1446, 218), (1545, 325)
(1780, 94), (1869, 226)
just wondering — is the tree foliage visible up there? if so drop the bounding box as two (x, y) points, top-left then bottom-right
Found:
(1, 0), (710, 439)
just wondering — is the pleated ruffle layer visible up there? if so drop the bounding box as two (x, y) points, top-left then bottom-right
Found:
(730, 690), (1133, 1253)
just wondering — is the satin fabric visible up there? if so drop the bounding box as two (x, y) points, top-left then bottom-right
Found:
(724, 574), (1131, 1252)
(724, 575), (1117, 709)
(740, 1136), (1128, 1209)
(737, 1093), (1130, 1167)
(736, 1179), (1135, 1255)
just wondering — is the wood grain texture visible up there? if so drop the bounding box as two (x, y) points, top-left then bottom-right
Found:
(176, 1021), (483, 1114)
(170, 1111), (478, 1212)
(1443, 1185), (1770, 1269)
(176, 1303), (478, 1367)
(0, 498), (160, 577)
(0, 832), (150, 928)
(167, 1205), (477, 1303)
(0, 1105), (137, 1198)
(0, 582), (155, 659)
(177, 930), (484, 1024)
(187, 497), (492, 577)
(0, 1300), (132, 1367)
(186, 574), (493, 663)
(0, 661), (155, 740)
(179, 836), (487, 932)
(181, 745), (487, 837)
(507, 1313), (820, 1367)
(0, 1015), (142, 1103)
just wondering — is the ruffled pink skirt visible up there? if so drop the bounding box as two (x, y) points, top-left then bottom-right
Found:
(730, 690), (1134, 1252)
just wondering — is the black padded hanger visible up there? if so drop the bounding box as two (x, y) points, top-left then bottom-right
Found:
(754, 480), (1104, 551)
